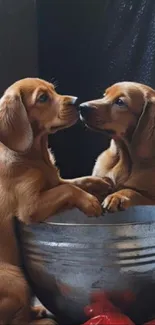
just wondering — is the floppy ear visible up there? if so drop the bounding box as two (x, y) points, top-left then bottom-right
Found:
(132, 95), (155, 159)
(0, 92), (33, 152)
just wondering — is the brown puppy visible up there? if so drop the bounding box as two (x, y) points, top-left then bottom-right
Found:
(0, 78), (110, 324)
(80, 81), (155, 212)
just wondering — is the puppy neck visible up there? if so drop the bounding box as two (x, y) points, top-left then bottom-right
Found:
(129, 132), (155, 163)
(109, 138), (132, 185)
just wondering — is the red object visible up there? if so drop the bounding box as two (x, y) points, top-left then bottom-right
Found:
(84, 291), (119, 318)
(84, 299), (119, 318)
(82, 313), (135, 325)
(83, 290), (135, 325)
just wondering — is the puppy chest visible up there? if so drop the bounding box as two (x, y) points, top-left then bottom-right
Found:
(123, 168), (155, 197)
(0, 182), (16, 216)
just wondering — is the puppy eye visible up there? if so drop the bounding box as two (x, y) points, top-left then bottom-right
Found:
(115, 98), (125, 107)
(37, 93), (49, 103)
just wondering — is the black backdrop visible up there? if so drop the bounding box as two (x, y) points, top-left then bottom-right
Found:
(37, 0), (155, 178)
(0, 0), (38, 95)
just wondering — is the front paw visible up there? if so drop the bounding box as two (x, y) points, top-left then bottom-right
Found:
(78, 193), (102, 217)
(102, 193), (130, 212)
(31, 305), (49, 319)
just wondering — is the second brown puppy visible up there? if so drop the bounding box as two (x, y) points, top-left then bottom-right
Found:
(80, 81), (155, 212)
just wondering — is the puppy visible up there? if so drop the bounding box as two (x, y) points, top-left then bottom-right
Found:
(80, 81), (155, 212)
(0, 78), (110, 324)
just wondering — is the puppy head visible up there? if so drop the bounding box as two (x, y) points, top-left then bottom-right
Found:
(0, 78), (79, 152)
(80, 82), (155, 158)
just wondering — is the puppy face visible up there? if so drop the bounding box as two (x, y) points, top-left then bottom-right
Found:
(0, 78), (79, 152)
(80, 82), (152, 140)
(5, 78), (79, 134)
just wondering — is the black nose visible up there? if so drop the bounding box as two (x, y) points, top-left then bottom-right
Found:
(79, 103), (90, 118)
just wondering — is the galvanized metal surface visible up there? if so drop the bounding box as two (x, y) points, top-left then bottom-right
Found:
(17, 207), (155, 325)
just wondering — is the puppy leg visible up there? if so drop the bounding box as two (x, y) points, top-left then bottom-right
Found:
(64, 176), (113, 201)
(0, 264), (56, 325)
(0, 264), (30, 324)
(19, 184), (103, 224)
(103, 189), (154, 212)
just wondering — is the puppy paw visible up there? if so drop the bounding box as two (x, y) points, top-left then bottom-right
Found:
(31, 305), (48, 319)
(78, 193), (102, 217)
(102, 193), (130, 212)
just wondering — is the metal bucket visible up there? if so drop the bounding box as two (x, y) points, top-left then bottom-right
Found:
(17, 206), (155, 325)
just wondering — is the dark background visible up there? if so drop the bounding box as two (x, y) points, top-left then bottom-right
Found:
(1, 0), (155, 178)
(0, 0), (38, 93)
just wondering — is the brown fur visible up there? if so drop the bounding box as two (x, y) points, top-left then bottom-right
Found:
(0, 78), (111, 324)
(80, 81), (155, 212)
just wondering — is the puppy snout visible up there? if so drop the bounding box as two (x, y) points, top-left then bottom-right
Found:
(67, 96), (81, 110)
